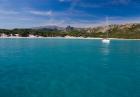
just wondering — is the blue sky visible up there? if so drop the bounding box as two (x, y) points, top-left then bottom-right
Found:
(0, 0), (140, 28)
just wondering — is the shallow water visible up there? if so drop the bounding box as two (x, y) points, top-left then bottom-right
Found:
(0, 39), (139, 97)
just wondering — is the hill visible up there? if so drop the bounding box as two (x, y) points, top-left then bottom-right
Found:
(0, 23), (140, 39)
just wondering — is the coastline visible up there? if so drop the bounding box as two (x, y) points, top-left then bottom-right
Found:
(0, 36), (140, 40)
(0, 37), (102, 40)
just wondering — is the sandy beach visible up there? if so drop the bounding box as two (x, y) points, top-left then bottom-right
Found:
(0, 36), (140, 40)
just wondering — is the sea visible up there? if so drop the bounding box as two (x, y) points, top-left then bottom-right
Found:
(0, 38), (139, 97)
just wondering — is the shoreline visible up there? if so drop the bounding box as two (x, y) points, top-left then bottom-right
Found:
(0, 36), (140, 40)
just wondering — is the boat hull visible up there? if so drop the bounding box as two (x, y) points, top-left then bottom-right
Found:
(102, 39), (110, 43)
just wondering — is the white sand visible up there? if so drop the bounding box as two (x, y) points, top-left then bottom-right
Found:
(0, 36), (140, 40)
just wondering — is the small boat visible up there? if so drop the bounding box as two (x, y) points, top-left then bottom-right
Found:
(102, 38), (110, 43)
(102, 17), (110, 44)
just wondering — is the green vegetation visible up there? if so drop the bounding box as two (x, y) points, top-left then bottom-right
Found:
(0, 24), (140, 39)
(108, 24), (140, 39)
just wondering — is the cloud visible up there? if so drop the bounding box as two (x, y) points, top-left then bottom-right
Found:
(65, 0), (80, 11)
(39, 18), (66, 27)
(29, 10), (53, 16)
(58, 0), (72, 2)
(0, 0), (139, 28)
(108, 16), (140, 25)
(0, 10), (19, 15)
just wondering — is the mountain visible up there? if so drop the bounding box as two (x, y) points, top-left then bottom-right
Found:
(83, 23), (140, 38)
(32, 25), (65, 30)
(1, 23), (140, 39)
(85, 23), (140, 33)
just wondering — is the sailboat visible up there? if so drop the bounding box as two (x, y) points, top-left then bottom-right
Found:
(102, 17), (110, 43)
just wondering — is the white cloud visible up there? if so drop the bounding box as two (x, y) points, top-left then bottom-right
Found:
(0, 0), (139, 29)
(0, 9), (19, 15)
(29, 10), (53, 16)
(59, 0), (72, 2)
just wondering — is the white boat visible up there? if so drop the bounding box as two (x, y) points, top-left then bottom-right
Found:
(102, 38), (110, 43)
(102, 17), (110, 44)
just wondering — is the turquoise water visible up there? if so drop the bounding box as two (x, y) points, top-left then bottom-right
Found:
(0, 38), (140, 97)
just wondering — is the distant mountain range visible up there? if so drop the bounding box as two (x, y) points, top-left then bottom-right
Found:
(85, 23), (140, 33)
(0, 23), (140, 39)
(32, 25), (65, 30)
(31, 23), (140, 32)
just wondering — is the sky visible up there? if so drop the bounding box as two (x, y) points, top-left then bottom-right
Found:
(0, 0), (140, 28)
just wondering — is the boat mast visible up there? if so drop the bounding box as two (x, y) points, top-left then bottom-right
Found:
(106, 16), (109, 38)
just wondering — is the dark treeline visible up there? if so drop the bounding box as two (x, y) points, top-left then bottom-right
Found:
(0, 28), (66, 37)
(0, 27), (90, 37)
(0, 24), (140, 39)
